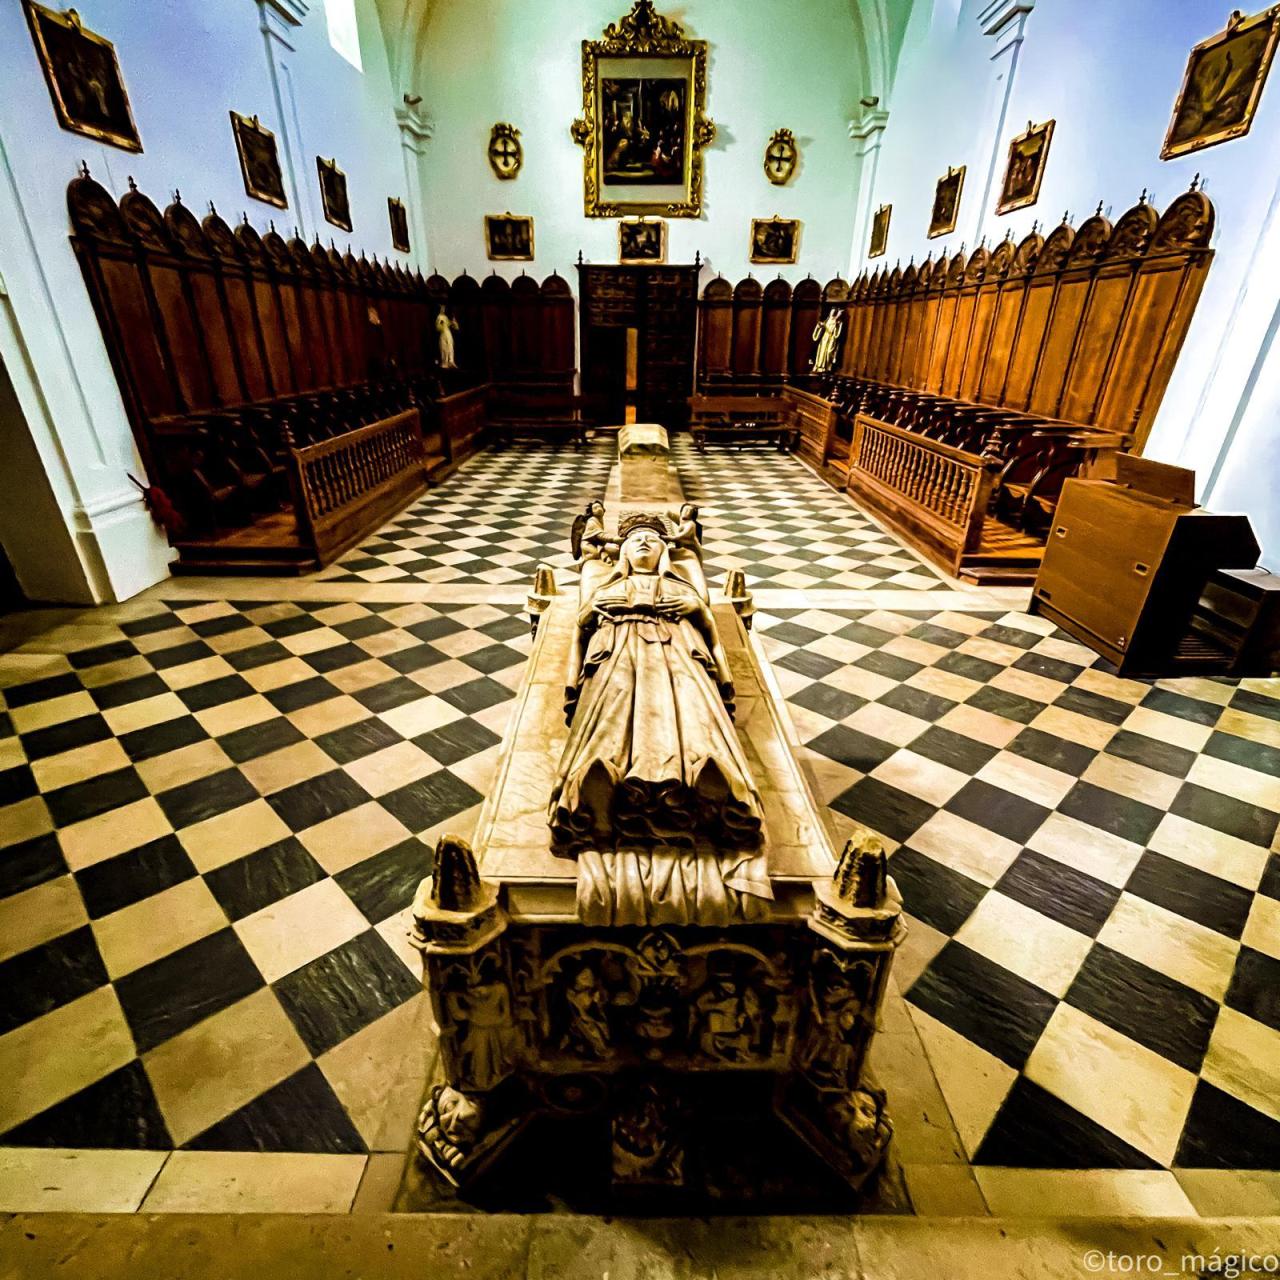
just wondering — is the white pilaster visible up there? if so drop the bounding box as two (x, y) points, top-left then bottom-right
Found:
(847, 106), (890, 277)
(253, 0), (316, 235)
(396, 99), (434, 269)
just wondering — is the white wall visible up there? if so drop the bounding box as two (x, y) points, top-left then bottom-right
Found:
(415, 0), (874, 284)
(866, 0), (1280, 560)
(0, 0), (411, 602)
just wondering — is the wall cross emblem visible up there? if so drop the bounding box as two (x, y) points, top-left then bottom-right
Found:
(488, 123), (523, 180)
(764, 128), (798, 185)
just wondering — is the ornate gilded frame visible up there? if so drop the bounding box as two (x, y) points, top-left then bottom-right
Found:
(317, 156), (352, 232)
(1161, 6), (1280, 159)
(868, 204), (891, 258)
(618, 217), (667, 264)
(996, 119), (1054, 215)
(749, 216), (800, 265)
(571, 0), (715, 218)
(388, 197), (410, 252)
(485, 213), (534, 261)
(927, 166), (965, 239)
(231, 111), (287, 210)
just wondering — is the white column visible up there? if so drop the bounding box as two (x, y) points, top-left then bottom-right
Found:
(969, 0), (1035, 245)
(253, 0), (316, 235)
(395, 99), (433, 270)
(847, 106), (890, 276)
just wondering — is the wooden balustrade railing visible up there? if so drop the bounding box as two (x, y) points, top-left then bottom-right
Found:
(849, 415), (998, 571)
(289, 408), (427, 563)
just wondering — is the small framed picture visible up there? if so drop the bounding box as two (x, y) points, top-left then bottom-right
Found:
(997, 119), (1054, 215)
(24, 1), (141, 152)
(317, 156), (352, 232)
(928, 166), (965, 239)
(749, 216), (800, 265)
(388, 197), (410, 252)
(868, 204), (891, 258)
(1162, 6), (1280, 159)
(231, 112), (286, 210)
(618, 218), (666, 264)
(485, 213), (534, 261)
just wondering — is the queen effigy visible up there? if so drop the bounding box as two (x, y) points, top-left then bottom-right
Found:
(408, 481), (906, 1206)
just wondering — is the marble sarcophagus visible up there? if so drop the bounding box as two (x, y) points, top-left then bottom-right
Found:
(410, 492), (905, 1198)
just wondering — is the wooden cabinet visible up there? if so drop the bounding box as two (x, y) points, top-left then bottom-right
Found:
(1030, 478), (1261, 674)
(578, 266), (698, 428)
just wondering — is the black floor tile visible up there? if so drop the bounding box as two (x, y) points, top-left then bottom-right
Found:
(378, 770), (483, 833)
(0, 764), (36, 808)
(1140, 687), (1222, 726)
(995, 849), (1120, 937)
(978, 624), (1039, 650)
(806, 724), (898, 773)
(1057, 781), (1163, 846)
(907, 623), (968, 649)
(1170, 781), (1279, 848)
(829, 777), (935, 843)
(1104, 729), (1196, 779)
(75, 835), (196, 919)
(355, 677), (431, 714)
(907, 942), (1058, 1070)
(855, 651), (922, 682)
(1014, 651), (1085, 684)
(335, 615), (394, 641)
(0, 833), (67, 899)
(155, 768), (259, 829)
(1054, 686), (1132, 726)
(1174, 1081), (1280, 1169)
(115, 929), (263, 1053)
(760, 621), (825, 647)
(203, 837), (328, 922)
(975, 1077), (1161, 1169)
(1224, 947), (1280, 1033)
(184, 1063), (364, 1154)
(887, 847), (985, 935)
(314, 717), (404, 764)
(217, 717), (306, 764)
(1066, 944), (1218, 1073)
(274, 929), (419, 1056)
(43, 766), (148, 828)
(1203, 728), (1280, 778)
(1126, 851), (1252, 938)
(0, 1059), (172, 1149)
(407, 616), (465, 642)
(304, 643), (368, 674)
(478, 614), (528, 642)
(119, 715), (210, 763)
(461, 643), (527, 675)
(439, 677), (515, 714)
(878, 685), (955, 723)
(775, 649), (844, 680)
(966, 687), (1044, 724)
(384, 643), (450, 675)
(266, 771), (372, 831)
(413, 719), (500, 767)
(909, 726), (1000, 774)
(2, 672), (81, 707)
(224, 640), (293, 672)
(177, 674), (256, 712)
(147, 641), (215, 671)
(1261, 854), (1280, 901)
(69, 641), (140, 668)
(119, 611), (183, 638)
(336, 837), (431, 924)
(262, 613), (323, 639)
(0, 926), (108, 1035)
(787, 682), (866, 722)
(20, 713), (112, 761)
(1228, 688), (1280, 723)
(934, 651), (1004, 683)
(265, 677), (341, 713)
(946, 779), (1050, 844)
(1006, 726), (1095, 777)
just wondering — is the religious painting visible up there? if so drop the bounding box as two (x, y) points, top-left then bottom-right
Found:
(317, 156), (352, 232)
(750, 216), (799, 265)
(927, 166), (965, 239)
(485, 213), (534, 261)
(997, 119), (1054, 215)
(24, 1), (141, 152)
(230, 112), (286, 210)
(388, 197), (410, 252)
(618, 217), (666, 263)
(1161, 6), (1280, 159)
(868, 204), (891, 258)
(572, 0), (715, 218)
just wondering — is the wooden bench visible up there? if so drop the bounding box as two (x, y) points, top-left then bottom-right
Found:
(489, 385), (594, 448)
(689, 394), (798, 452)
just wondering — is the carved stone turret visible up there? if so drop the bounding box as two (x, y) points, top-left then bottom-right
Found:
(410, 834), (506, 955)
(810, 835), (906, 948)
(528, 563), (557, 636)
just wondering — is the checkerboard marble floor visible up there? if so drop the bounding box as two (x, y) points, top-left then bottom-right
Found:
(1, 441), (1278, 1216)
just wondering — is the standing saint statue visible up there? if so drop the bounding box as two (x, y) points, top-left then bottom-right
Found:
(435, 305), (459, 369)
(811, 307), (845, 373)
(549, 511), (770, 926)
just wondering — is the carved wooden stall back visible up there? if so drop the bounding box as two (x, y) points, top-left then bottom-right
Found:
(694, 186), (1215, 582)
(67, 172), (578, 572)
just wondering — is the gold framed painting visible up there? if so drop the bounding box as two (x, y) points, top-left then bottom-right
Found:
(997, 119), (1054, 214)
(24, 1), (141, 152)
(868, 204), (891, 258)
(618, 217), (666, 263)
(388, 198), (410, 253)
(571, 0), (715, 218)
(928, 166), (965, 239)
(485, 213), (534, 261)
(1161, 6), (1280, 159)
(231, 112), (286, 210)
(317, 157), (352, 232)
(749, 216), (800, 265)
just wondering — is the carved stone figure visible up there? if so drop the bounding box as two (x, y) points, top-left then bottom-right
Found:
(811, 307), (844, 373)
(435, 305), (458, 368)
(549, 511), (769, 925)
(562, 963), (612, 1058)
(443, 953), (521, 1091)
(666, 501), (707, 597)
(570, 500), (618, 565)
(418, 1083), (484, 1178)
(611, 1082), (685, 1186)
(692, 960), (762, 1062)
(825, 1087), (893, 1174)
(799, 953), (874, 1091)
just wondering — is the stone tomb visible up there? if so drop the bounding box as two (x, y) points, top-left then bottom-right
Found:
(408, 456), (905, 1206)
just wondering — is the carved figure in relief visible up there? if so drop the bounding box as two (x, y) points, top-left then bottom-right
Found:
(550, 512), (770, 925)
(562, 963), (612, 1058)
(418, 1083), (484, 1177)
(435, 305), (459, 368)
(665, 501), (707, 597)
(825, 1087), (892, 1173)
(811, 307), (844, 373)
(444, 953), (522, 1090)
(611, 1082), (685, 1185)
(799, 954), (874, 1090)
(692, 960), (763, 1062)
(570, 500), (618, 565)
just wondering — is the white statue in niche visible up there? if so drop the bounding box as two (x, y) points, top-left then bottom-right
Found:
(436, 305), (459, 368)
(811, 307), (844, 373)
